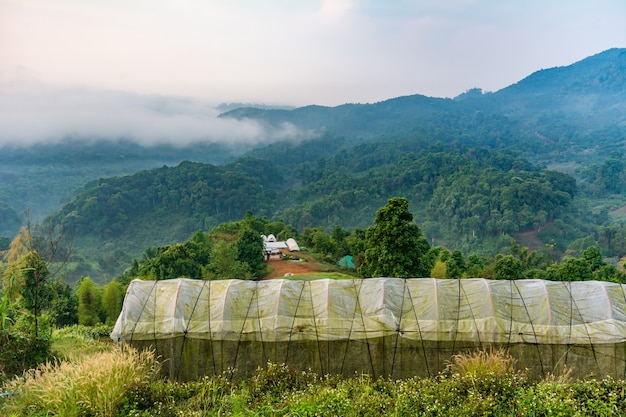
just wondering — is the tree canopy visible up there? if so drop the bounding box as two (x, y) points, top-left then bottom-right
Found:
(363, 198), (431, 278)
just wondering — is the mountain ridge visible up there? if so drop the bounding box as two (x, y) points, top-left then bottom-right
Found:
(4, 48), (626, 284)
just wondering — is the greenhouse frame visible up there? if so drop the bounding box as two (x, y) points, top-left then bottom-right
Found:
(111, 278), (626, 380)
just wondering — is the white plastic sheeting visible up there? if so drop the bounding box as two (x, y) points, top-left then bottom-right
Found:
(111, 278), (626, 346)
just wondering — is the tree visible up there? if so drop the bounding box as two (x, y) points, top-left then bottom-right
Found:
(363, 198), (431, 278)
(582, 246), (604, 272)
(2, 228), (52, 337)
(558, 258), (593, 281)
(466, 253), (485, 277)
(77, 277), (102, 326)
(445, 258), (462, 279)
(209, 241), (253, 280)
(48, 280), (78, 328)
(450, 250), (466, 275)
(101, 281), (124, 325)
(0, 222), (72, 377)
(493, 255), (523, 280)
(19, 251), (51, 337)
(236, 229), (264, 278)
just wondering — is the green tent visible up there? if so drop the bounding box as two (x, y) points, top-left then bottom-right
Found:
(337, 255), (356, 269)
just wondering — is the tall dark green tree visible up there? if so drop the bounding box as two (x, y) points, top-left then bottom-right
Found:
(236, 229), (264, 278)
(582, 246), (605, 272)
(363, 198), (431, 278)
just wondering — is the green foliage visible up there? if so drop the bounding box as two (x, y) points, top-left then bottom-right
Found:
(209, 241), (253, 280)
(494, 255), (523, 280)
(236, 229), (265, 278)
(76, 277), (102, 326)
(582, 245), (605, 271)
(363, 198), (431, 278)
(0, 327), (52, 380)
(115, 214), (298, 283)
(101, 281), (124, 325)
(48, 279), (78, 328)
(139, 241), (209, 280)
(558, 258), (593, 281)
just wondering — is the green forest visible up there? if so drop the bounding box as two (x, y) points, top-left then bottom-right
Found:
(23, 141), (626, 285)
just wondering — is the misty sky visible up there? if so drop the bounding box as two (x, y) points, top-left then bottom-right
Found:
(1, 0), (625, 146)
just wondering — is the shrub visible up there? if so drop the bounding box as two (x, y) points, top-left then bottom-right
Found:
(0, 328), (52, 379)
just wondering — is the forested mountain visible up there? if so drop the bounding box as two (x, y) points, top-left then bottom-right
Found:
(224, 48), (626, 166)
(0, 139), (244, 236)
(4, 48), (626, 283)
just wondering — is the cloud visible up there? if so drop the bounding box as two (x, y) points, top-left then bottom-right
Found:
(0, 82), (305, 147)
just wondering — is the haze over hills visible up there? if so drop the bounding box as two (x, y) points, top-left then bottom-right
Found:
(3, 48), (626, 283)
(222, 48), (626, 165)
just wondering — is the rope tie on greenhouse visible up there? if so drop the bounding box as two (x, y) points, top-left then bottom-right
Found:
(460, 280), (483, 349)
(153, 281), (160, 357)
(407, 279), (431, 377)
(619, 283), (626, 379)
(174, 280), (206, 380)
(390, 279), (406, 378)
(122, 280), (158, 358)
(564, 281), (600, 373)
(340, 279), (361, 375)
(206, 280), (216, 375)
(507, 280), (514, 347)
(513, 280), (544, 375)
(129, 279), (159, 344)
(285, 280), (306, 365)
(354, 279), (376, 378)
(452, 279), (461, 353)
(233, 282), (259, 371)
(565, 281), (573, 367)
(308, 280), (324, 375)
(255, 281), (267, 366)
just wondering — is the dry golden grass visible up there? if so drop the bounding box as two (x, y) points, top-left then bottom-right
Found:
(2, 346), (159, 417)
(446, 347), (517, 379)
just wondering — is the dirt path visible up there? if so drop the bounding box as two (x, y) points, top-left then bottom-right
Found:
(262, 253), (323, 279)
(515, 220), (553, 251)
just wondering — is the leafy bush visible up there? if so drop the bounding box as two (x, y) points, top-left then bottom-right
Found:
(0, 328), (52, 379)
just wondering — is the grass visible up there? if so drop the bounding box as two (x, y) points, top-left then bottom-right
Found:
(3, 333), (626, 416)
(52, 325), (116, 360)
(285, 272), (355, 280)
(1, 347), (159, 417)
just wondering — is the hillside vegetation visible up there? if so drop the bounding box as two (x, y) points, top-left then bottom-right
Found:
(2, 49), (626, 284)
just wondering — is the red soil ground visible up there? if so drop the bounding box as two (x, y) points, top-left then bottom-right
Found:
(262, 253), (323, 279)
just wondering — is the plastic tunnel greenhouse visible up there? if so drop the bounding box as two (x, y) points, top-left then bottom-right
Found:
(111, 278), (626, 381)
